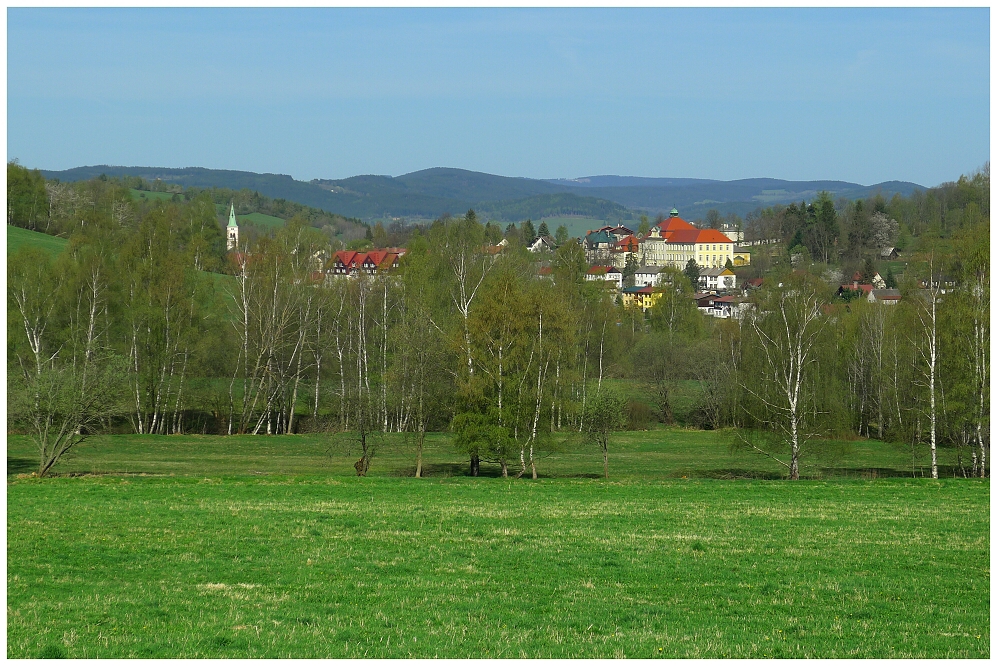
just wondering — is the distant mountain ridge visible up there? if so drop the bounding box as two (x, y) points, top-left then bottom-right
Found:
(40, 165), (923, 224)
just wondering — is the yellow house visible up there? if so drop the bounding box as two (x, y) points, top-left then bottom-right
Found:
(621, 285), (661, 311)
(733, 249), (751, 266)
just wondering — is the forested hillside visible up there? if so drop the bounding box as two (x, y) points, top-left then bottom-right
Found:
(7, 161), (988, 481)
(38, 164), (922, 224)
(11, 162), (368, 251)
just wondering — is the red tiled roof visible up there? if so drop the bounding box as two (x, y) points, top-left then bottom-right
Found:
(694, 229), (734, 243)
(840, 284), (874, 294)
(655, 216), (696, 233)
(664, 228), (734, 244)
(613, 235), (640, 251)
(335, 250), (358, 267)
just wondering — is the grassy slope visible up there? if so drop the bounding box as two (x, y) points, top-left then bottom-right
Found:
(7, 225), (69, 256)
(237, 212), (284, 229)
(130, 188), (176, 202)
(7, 470), (988, 658)
(539, 216), (612, 239)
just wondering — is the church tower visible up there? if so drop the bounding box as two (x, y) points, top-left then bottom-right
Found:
(226, 203), (239, 251)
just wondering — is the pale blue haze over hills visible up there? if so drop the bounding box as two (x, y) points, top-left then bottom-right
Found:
(8, 8), (989, 188)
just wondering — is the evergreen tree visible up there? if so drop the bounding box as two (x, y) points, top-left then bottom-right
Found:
(522, 219), (537, 242)
(885, 266), (897, 289)
(537, 221), (550, 238)
(622, 252), (638, 288)
(684, 259), (701, 287)
(554, 224), (569, 246)
(861, 257), (877, 283)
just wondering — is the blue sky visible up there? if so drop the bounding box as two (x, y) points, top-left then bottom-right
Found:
(7, 8), (990, 186)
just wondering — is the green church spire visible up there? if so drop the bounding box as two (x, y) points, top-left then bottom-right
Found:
(228, 203), (238, 227)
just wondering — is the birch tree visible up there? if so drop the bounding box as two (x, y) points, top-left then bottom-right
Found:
(8, 247), (124, 476)
(737, 274), (831, 480)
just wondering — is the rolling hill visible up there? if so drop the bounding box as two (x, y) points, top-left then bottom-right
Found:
(40, 165), (923, 224)
(8, 225), (69, 256)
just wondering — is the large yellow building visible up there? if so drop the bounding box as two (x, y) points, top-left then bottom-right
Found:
(640, 210), (734, 269)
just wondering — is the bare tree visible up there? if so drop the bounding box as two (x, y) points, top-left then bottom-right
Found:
(908, 255), (943, 479)
(738, 275), (830, 480)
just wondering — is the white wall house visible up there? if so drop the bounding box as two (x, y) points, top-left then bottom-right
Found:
(698, 267), (737, 291)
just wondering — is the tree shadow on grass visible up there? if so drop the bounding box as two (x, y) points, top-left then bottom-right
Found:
(818, 465), (973, 480)
(683, 468), (786, 480)
(7, 457), (34, 475)
(554, 472), (604, 479)
(389, 462), (515, 479)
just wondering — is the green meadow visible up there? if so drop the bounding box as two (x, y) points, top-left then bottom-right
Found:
(130, 188), (177, 202)
(7, 429), (988, 658)
(538, 216), (612, 239)
(237, 212), (285, 229)
(7, 225), (69, 256)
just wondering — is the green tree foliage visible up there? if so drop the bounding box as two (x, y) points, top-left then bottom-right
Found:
(554, 224), (569, 246)
(8, 247), (126, 476)
(684, 259), (701, 285)
(537, 221), (551, 238)
(521, 219), (537, 243)
(7, 161), (48, 231)
(4, 166), (990, 480)
(583, 386), (627, 478)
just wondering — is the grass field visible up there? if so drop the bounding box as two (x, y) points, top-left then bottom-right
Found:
(7, 430), (988, 658)
(130, 189), (177, 202)
(539, 216), (613, 239)
(237, 212), (285, 229)
(7, 225), (69, 256)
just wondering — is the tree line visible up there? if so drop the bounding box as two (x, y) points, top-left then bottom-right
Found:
(7, 165), (989, 480)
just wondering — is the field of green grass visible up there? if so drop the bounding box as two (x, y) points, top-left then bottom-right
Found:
(237, 212), (285, 229)
(8, 428), (988, 658)
(540, 216), (613, 239)
(130, 188), (177, 202)
(7, 225), (69, 256)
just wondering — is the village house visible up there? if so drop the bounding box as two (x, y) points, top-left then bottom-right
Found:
(527, 235), (557, 253)
(633, 266), (663, 288)
(732, 246), (751, 266)
(697, 267), (737, 292)
(608, 234), (641, 268)
(868, 288), (901, 305)
(880, 247), (901, 260)
(720, 221), (743, 243)
(583, 230), (615, 265)
(326, 248), (407, 277)
(621, 285), (660, 311)
(585, 265), (623, 291)
(838, 271), (874, 299)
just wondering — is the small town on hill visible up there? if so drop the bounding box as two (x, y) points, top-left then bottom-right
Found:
(8, 160), (987, 479)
